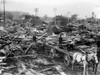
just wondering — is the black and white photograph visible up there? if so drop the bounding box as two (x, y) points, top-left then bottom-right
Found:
(0, 0), (100, 75)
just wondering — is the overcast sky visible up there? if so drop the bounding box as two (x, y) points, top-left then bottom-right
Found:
(0, 0), (100, 18)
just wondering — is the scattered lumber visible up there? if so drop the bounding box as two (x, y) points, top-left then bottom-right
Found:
(29, 69), (46, 75)
(11, 55), (37, 58)
(53, 65), (67, 75)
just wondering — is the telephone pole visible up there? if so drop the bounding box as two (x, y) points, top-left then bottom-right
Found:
(53, 8), (57, 25)
(67, 12), (70, 23)
(2, 0), (6, 26)
(34, 8), (38, 17)
(34, 8), (38, 25)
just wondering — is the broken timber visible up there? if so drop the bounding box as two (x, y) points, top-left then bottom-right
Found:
(46, 43), (72, 56)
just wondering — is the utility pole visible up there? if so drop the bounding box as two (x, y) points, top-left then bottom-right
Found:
(92, 12), (95, 18)
(53, 8), (57, 25)
(34, 8), (38, 25)
(2, 0), (6, 26)
(92, 12), (95, 24)
(67, 12), (70, 23)
(34, 8), (38, 17)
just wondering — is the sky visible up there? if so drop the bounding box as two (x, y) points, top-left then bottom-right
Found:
(0, 0), (100, 18)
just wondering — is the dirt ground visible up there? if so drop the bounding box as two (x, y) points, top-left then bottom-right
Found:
(2, 55), (100, 75)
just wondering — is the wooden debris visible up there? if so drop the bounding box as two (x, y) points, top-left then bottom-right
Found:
(3, 73), (13, 75)
(29, 69), (46, 75)
(25, 43), (35, 54)
(7, 54), (38, 59)
(39, 67), (53, 72)
(53, 65), (67, 75)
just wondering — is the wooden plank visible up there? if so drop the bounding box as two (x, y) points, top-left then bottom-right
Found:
(25, 43), (35, 54)
(53, 65), (67, 75)
(46, 43), (70, 55)
(7, 55), (38, 59)
(54, 46), (69, 54)
(29, 69), (46, 75)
